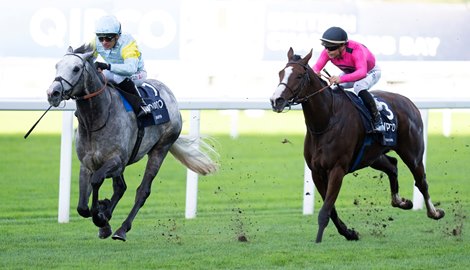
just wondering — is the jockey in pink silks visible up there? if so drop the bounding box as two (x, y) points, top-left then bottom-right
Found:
(312, 26), (385, 132)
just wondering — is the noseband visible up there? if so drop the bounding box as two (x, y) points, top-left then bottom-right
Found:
(53, 53), (107, 101)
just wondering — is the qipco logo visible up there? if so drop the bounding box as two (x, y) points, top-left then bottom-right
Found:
(29, 8), (178, 50)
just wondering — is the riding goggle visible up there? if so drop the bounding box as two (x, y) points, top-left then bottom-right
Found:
(97, 35), (116, 42)
(325, 45), (341, 51)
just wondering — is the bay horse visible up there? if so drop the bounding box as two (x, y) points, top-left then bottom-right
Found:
(270, 47), (445, 243)
(47, 46), (218, 241)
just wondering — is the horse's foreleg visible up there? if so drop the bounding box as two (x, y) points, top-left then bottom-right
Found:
(310, 169), (328, 243)
(113, 149), (170, 241)
(315, 166), (346, 243)
(330, 208), (359, 241)
(370, 155), (413, 210)
(95, 175), (127, 239)
(90, 157), (123, 228)
(77, 166), (92, 218)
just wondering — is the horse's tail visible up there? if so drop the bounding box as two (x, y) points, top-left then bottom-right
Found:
(169, 135), (219, 175)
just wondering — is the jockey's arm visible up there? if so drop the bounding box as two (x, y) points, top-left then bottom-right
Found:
(109, 58), (139, 76)
(109, 40), (141, 76)
(312, 50), (329, 74)
(339, 50), (368, 83)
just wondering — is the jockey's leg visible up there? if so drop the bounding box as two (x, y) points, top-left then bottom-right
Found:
(358, 90), (385, 132)
(117, 78), (150, 117)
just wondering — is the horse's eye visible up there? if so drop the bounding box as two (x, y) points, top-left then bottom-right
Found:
(297, 74), (304, 79)
(73, 66), (80, 72)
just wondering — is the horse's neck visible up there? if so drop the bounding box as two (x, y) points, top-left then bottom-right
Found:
(75, 75), (112, 132)
(301, 80), (334, 134)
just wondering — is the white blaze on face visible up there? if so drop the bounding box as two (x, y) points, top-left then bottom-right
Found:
(271, 66), (293, 101)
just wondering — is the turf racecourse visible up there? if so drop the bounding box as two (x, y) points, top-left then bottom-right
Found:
(0, 110), (469, 269)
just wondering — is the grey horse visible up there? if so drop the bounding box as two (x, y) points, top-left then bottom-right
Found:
(47, 46), (218, 241)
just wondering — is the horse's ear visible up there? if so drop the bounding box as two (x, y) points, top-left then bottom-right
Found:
(287, 47), (294, 60)
(302, 49), (313, 64)
(67, 46), (73, 53)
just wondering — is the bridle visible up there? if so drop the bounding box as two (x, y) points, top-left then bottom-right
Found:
(53, 53), (107, 101)
(278, 61), (337, 135)
(278, 61), (332, 106)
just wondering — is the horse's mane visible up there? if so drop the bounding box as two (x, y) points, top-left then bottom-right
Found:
(68, 44), (107, 85)
(292, 54), (302, 61)
(290, 53), (331, 92)
(318, 75), (329, 88)
(73, 43), (94, 54)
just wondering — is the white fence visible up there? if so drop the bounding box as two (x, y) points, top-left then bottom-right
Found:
(1, 98), (470, 223)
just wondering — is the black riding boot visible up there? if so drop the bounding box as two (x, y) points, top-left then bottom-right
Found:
(117, 78), (149, 117)
(358, 90), (385, 132)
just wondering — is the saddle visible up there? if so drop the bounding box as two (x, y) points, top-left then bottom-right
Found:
(342, 90), (397, 146)
(118, 82), (170, 128)
(341, 90), (398, 172)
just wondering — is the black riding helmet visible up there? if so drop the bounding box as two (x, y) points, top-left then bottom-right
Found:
(320, 27), (348, 47)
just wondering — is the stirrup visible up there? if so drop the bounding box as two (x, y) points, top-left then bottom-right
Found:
(135, 105), (152, 118)
(139, 105), (152, 114)
(373, 118), (385, 132)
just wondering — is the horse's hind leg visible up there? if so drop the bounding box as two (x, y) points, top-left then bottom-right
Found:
(400, 154), (445, 220)
(397, 146), (445, 219)
(112, 145), (172, 241)
(370, 154), (413, 210)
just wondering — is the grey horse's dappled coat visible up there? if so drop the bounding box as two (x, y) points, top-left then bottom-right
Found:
(47, 46), (218, 241)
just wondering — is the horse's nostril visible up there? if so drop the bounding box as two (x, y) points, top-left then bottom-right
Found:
(275, 98), (285, 107)
(52, 90), (61, 97)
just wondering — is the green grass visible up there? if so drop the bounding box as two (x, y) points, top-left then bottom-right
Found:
(0, 111), (469, 269)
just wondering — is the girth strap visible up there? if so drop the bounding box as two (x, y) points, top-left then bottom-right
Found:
(128, 127), (145, 165)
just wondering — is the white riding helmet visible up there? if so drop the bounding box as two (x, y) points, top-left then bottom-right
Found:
(95, 15), (121, 35)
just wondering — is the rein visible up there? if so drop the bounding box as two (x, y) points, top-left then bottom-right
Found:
(293, 81), (331, 104)
(74, 72), (107, 101)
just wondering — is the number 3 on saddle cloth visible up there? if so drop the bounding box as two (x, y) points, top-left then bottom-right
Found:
(119, 82), (170, 128)
(344, 90), (398, 172)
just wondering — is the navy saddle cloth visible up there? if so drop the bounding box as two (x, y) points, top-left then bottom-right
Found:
(119, 82), (170, 128)
(343, 91), (397, 146)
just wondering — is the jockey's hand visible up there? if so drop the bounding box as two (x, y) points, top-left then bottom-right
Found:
(94, 62), (110, 71)
(328, 75), (341, 85)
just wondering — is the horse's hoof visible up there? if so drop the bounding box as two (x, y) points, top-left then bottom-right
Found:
(92, 212), (108, 228)
(345, 229), (359, 241)
(428, 208), (445, 220)
(97, 199), (112, 220)
(392, 198), (413, 210)
(112, 228), (127, 241)
(77, 207), (91, 218)
(98, 224), (113, 239)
